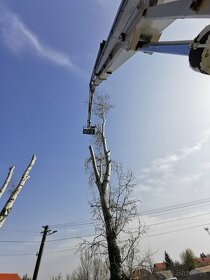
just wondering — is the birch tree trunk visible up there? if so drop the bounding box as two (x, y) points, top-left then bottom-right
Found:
(0, 155), (37, 227)
(100, 190), (123, 280)
(89, 117), (123, 280)
(86, 94), (146, 280)
(0, 166), (15, 198)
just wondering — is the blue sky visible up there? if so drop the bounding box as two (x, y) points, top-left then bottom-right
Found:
(1, 0), (210, 279)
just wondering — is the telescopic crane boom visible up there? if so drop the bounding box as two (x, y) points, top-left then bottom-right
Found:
(83, 0), (210, 134)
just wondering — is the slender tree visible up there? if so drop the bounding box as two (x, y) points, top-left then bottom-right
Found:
(85, 94), (145, 280)
(0, 155), (37, 227)
(164, 251), (174, 270)
(0, 166), (15, 198)
(69, 250), (109, 280)
(22, 274), (31, 280)
(180, 248), (197, 272)
(51, 274), (63, 280)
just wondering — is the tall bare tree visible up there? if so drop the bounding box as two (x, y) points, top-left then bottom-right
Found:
(0, 166), (15, 198)
(85, 95), (145, 280)
(70, 250), (109, 280)
(22, 274), (31, 280)
(0, 154), (37, 227)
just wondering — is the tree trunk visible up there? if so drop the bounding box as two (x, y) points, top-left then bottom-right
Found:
(99, 184), (122, 280)
(0, 155), (37, 227)
(0, 166), (15, 198)
(89, 104), (123, 280)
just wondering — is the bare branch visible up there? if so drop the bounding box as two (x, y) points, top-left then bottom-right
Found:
(0, 155), (37, 227)
(89, 146), (101, 186)
(101, 127), (111, 188)
(0, 166), (15, 198)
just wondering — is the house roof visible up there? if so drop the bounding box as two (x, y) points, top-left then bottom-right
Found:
(156, 270), (173, 280)
(190, 265), (210, 275)
(195, 257), (210, 265)
(132, 267), (151, 278)
(154, 263), (167, 271)
(0, 274), (21, 280)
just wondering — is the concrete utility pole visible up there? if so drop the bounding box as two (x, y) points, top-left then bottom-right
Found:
(32, 225), (57, 280)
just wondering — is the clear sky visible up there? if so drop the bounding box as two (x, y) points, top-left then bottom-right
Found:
(1, 0), (210, 279)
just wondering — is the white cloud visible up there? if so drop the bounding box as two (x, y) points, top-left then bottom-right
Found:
(0, 5), (78, 70)
(136, 129), (210, 210)
(182, 129), (210, 157)
(143, 129), (210, 177)
(138, 184), (153, 192)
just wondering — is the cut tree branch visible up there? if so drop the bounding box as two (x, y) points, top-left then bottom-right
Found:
(0, 154), (37, 228)
(89, 145), (101, 185)
(0, 166), (15, 198)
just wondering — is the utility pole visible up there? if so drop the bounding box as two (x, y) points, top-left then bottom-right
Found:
(32, 225), (57, 280)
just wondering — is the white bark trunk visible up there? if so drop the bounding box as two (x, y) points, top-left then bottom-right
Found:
(0, 166), (15, 198)
(89, 145), (101, 185)
(89, 140), (122, 280)
(0, 155), (37, 228)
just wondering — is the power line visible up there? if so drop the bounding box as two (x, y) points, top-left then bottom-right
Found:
(142, 203), (210, 217)
(39, 221), (210, 242)
(1, 198), (210, 257)
(51, 211), (210, 232)
(144, 222), (210, 238)
(140, 198), (210, 215)
(1, 210), (210, 244)
(0, 233), (94, 244)
(0, 197), (209, 234)
(0, 213), (209, 245)
(0, 221), (210, 257)
(51, 221), (95, 229)
(0, 197), (208, 247)
(43, 246), (77, 255)
(47, 233), (95, 242)
(53, 203), (210, 230)
(0, 229), (39, 233)
(0, 225), (40, 233)
(50, 197), (210, 228)
(0, 240), (39, 243)
(146, 211), (210, 227)
(0, 246), (77, 257)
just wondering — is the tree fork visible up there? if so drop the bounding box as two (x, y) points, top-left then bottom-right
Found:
(0, 155), (37, 227)
(0, 166), (15, 198)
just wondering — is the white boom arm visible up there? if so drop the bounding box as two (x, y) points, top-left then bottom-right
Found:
(83, 0), (210, 133)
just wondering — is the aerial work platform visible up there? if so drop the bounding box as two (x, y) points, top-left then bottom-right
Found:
(84, 0), (210, 134)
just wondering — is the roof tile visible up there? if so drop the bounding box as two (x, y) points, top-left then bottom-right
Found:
(0, 274), (21, 280)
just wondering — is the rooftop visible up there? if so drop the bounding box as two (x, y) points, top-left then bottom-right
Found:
(0, 274), (21, 280)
